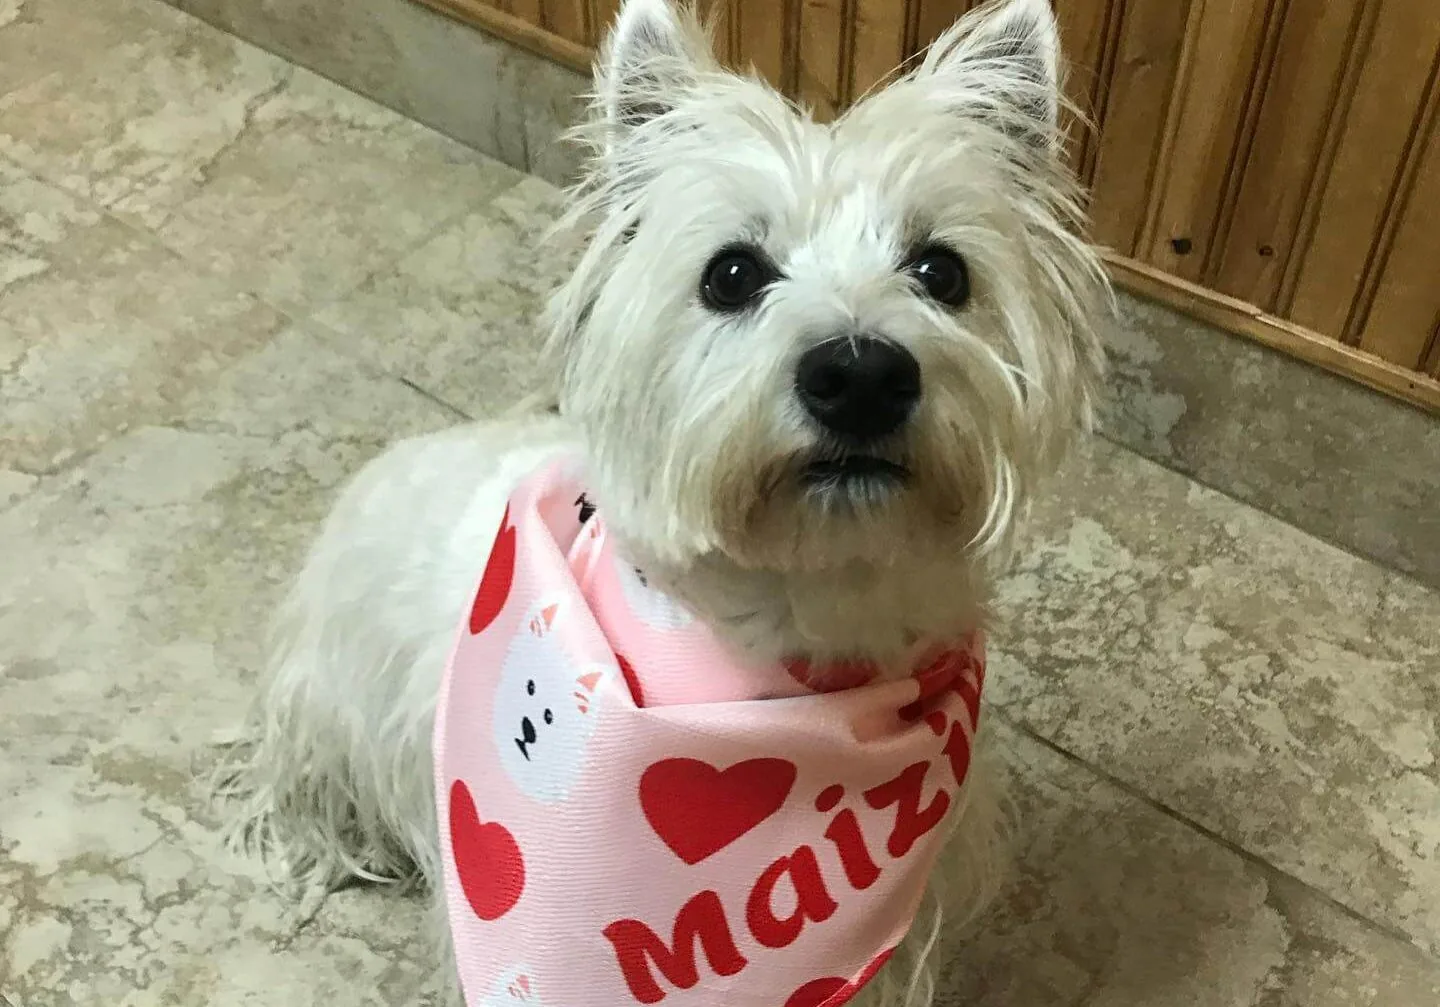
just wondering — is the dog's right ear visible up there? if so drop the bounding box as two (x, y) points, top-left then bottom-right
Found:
(597, 0), (712, 141)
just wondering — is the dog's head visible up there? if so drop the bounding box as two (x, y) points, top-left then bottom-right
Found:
(548, 0), (1109, 578)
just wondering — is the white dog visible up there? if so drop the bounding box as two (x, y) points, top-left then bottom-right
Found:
(218, 0), (1109, 1003)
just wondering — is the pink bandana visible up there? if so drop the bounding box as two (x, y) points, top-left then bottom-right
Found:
(435, 460), (985, 1007)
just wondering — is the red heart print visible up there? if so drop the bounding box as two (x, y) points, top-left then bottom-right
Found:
(783, 657), (878, 694)
(784, 948), (895, 1007)
(449, 779), (524, 920)
(640, 758), (797, 865)
(469, 505), (517, 635)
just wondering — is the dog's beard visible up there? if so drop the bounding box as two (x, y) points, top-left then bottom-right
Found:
(697, 418), (1009, 574)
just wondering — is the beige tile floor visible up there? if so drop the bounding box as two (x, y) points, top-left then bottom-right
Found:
(2, 1), (1438, 1004)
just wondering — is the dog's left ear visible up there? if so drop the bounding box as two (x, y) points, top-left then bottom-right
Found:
(597, 0), (713, 140)
(917, 0), (1062, 152)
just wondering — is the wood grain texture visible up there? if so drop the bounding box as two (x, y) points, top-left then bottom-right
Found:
(541, 0), (590, 45)
(1286, 0), (1440, 342)
(1053, 0), (1121, 179)
(851, 0), (911, 101)
(1085, 0), (1194, 256)
(734, 0), (796, 92)
(1355, 93), (1440, 369)
(415, 0), (591, 70)
(912, 0), (980, 58)
(796, 0), (850, 119)
(1139, 0), (1274, 281)
(1208, 0), (1370, 311)
(591, 0), (622, 47)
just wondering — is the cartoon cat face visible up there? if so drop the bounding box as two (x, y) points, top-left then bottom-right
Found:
(493, 600), (607, 803)
(481, 966), (544, 1007)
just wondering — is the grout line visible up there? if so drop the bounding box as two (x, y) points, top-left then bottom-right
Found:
(994, 711), (1439, 958)
(397, 377), (475, 422)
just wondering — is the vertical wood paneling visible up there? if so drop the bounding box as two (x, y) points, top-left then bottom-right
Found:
(796, 0), (850, 119)
(912, 0), (980, 58)
(734, 0), (796, 92)
(1355, 93), (1440, 368)
(541, 0), (590, 45)
(1208, 0), (1370, 311)
(1139, 0), (1274, 281)
(1286, 0), (1440, 341)
(1052, 0), (1121, 178)
(1085, 0), (1194, 256)
(850, 0), (911, 100)
(590, 0), (621, 47)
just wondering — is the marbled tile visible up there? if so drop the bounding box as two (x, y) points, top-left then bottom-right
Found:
(312, 175), (573, 417)
(149, 64), (526, 315)
(991, 436), (1440, 952)
(167, 0), (591, 186)
(0, 201), (290, 478)
(0, 0), (176, 97)
(1101, 293), (1440, 589)
(0, 0), (525, 315)
(936, 720), (1440, 1006)
(0, 0), (294, 223)
(0, 327), (460, 1003)
(0, 159), (100, 294)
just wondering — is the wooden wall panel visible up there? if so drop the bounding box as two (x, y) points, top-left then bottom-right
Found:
(416, 0), (1440, 410)
(1051, 0), (1121, 178)
(1355, 110), (1440, 368)
(733, 0), (795, 92)
(545, 0), (591, 45)
(852, 0), (911, 99)
(1138, 0), (1273, 282)
(912, 1), (981, 60)
(1208, 0), (1371, 312)
(1084, 0), (1193, 256)
(797, 0), (849, 118)
(592, 0), (621, 47)
(1287, 1), (1440, 344)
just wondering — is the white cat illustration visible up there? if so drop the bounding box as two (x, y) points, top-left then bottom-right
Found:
(492, 600), (608, 803)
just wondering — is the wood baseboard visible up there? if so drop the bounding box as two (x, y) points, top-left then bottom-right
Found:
(1104, 254), (1440, 414)
(415, 0), (593, 73)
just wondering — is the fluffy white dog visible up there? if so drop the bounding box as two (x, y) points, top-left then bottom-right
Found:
(218, 0), (1109, 1003)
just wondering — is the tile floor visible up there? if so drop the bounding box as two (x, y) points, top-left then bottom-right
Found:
(2, 1), (1438, 1004)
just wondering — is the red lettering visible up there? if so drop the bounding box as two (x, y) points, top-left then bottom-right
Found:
(823, 807), (881, 890)
(746, 845), (838, 948)
(864, 761), (951, 858)
(954, 673), (982, 730)
(943, 719), (973, 787)
(603, 890), (747, 1004)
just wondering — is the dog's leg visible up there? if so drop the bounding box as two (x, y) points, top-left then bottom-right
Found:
(214, 418), (576, 895)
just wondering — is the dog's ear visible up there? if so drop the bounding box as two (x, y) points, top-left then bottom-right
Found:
(597, 0), (712, 139)
(916, 0), (1062, 152)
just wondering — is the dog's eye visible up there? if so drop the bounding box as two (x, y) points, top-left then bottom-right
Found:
(543, 709), (553, 725)
(526, 680), (535, 696)
(701, 247), (772, 312)
(908, 246), (970, 308)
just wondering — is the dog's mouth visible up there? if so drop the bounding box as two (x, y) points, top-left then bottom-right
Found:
(801, 455), (911, 489)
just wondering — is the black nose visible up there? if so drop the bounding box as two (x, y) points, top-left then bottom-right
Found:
(795, 337), (921, 440)
(520, 716), (538, 745)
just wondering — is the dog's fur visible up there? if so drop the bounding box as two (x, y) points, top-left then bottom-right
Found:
(216, 1), (1110, 1003)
